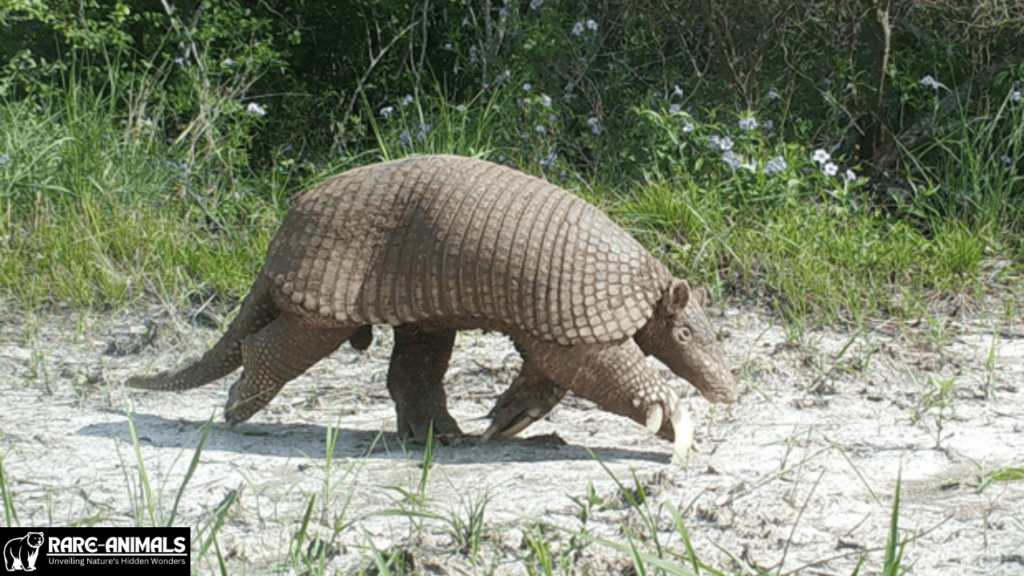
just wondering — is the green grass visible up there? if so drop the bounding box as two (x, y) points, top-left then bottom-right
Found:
(1, 68), (1019, 324)
(0, 88), (279, 308)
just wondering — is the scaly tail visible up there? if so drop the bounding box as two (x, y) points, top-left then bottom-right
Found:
(127, 273), (279, 391)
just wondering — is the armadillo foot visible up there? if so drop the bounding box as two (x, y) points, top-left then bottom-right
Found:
(387, 324), (461, 445)
(396, 407), (463, 445)
(482, 365), (566, 441)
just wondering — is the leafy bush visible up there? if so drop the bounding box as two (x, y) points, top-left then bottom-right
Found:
(0, 0), (1020, 314)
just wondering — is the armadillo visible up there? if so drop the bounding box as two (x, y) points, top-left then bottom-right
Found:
(128, 154), (737, 461)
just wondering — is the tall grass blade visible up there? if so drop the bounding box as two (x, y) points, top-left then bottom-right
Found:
(166, 416), (214, 527)
(126, 412), (156, 526)
(0, 454), (19, 527)
(881, 472), (906, 576)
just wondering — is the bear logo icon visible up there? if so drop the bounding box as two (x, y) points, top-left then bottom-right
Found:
(3, 532), (44, 572)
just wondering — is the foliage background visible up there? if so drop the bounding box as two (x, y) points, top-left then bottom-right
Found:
(0, 0), (1021, 319)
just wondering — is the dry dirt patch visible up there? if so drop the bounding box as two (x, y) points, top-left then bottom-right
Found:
(1, 304), (1022, 575)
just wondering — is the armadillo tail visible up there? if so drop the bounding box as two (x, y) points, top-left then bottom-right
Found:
(127, 273), (279, 391)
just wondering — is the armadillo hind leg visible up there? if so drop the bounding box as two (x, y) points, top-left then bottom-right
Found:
(224, 313), (355, 423)
(522, 337), (695, 463)
(482, 361), (566, 441)
(387, 324), (462, 444)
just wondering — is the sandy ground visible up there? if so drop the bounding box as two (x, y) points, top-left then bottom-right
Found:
(0, 301), (1022, 575)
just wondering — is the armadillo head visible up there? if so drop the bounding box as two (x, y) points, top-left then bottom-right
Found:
(634, 279), (738, 404)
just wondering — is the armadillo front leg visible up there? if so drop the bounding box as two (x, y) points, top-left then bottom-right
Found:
(387, 324), (462, 444)
(519, 337), (695, 462)
(482, 362), (566, 440)
(225, 313), (355, 423)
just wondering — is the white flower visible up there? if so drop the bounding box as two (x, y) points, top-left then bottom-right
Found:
(763, 120), (774, 131)
(812, 149), (830, 164)
(456, 104), (466, 112)
(763, 156), (787, 175)
(536, 124), (547, 134)
(710, 135), (733, 151)
(0, 154), (10, 165)
(845, 169), (857, 181)
(540, 93), (552, 107)
(722, 150), (742, 170)
(919, 75), (946, 90)
(672, 85), (683, 98)
(462, 16), (471, 27)
(444, 43), (453, 50)
(669, 103), (681, 114)
(1012, 90), (1022, 103)
(523, 82), (532, 91)
(221, 57), (234, 67)
(681, 121), (695, 133)
(587, 117), (602, 134)
(767, 89), (781, 101)
(822, 162), (839, 177)
(380, 106), (394, 118)
(586, 19), (598, 31)
(1000, 156), (1013, 165)
(246, 102), (266, 116)
(739, 116), (758, 130)
(572, 22), (584, 36)
(401, 95), (414, 107)
(400, 130), (412, 147)
(539, 151), (557, 169)
(530, 0), (543, 9)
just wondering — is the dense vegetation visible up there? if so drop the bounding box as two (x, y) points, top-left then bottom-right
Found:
(1, 0), (1021, 324)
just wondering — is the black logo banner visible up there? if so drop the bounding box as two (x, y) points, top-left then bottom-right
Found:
(1, 527), (189, 575)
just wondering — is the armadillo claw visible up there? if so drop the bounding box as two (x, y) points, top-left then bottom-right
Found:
(669, 401), (695, 466)
(481, 413), (536, 442)
(645, 404), (664, 434)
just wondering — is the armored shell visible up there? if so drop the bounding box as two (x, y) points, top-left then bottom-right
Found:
(264, 154), (673, 346)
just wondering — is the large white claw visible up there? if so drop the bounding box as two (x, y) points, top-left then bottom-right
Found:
(645, 404), (664, 434)
(481, 413), (537, 442)
(669, 401), (695, 467)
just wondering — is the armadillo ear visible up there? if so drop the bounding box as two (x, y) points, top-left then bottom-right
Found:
(661, 279), (690, 315)
(694, 286), (710, 307)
